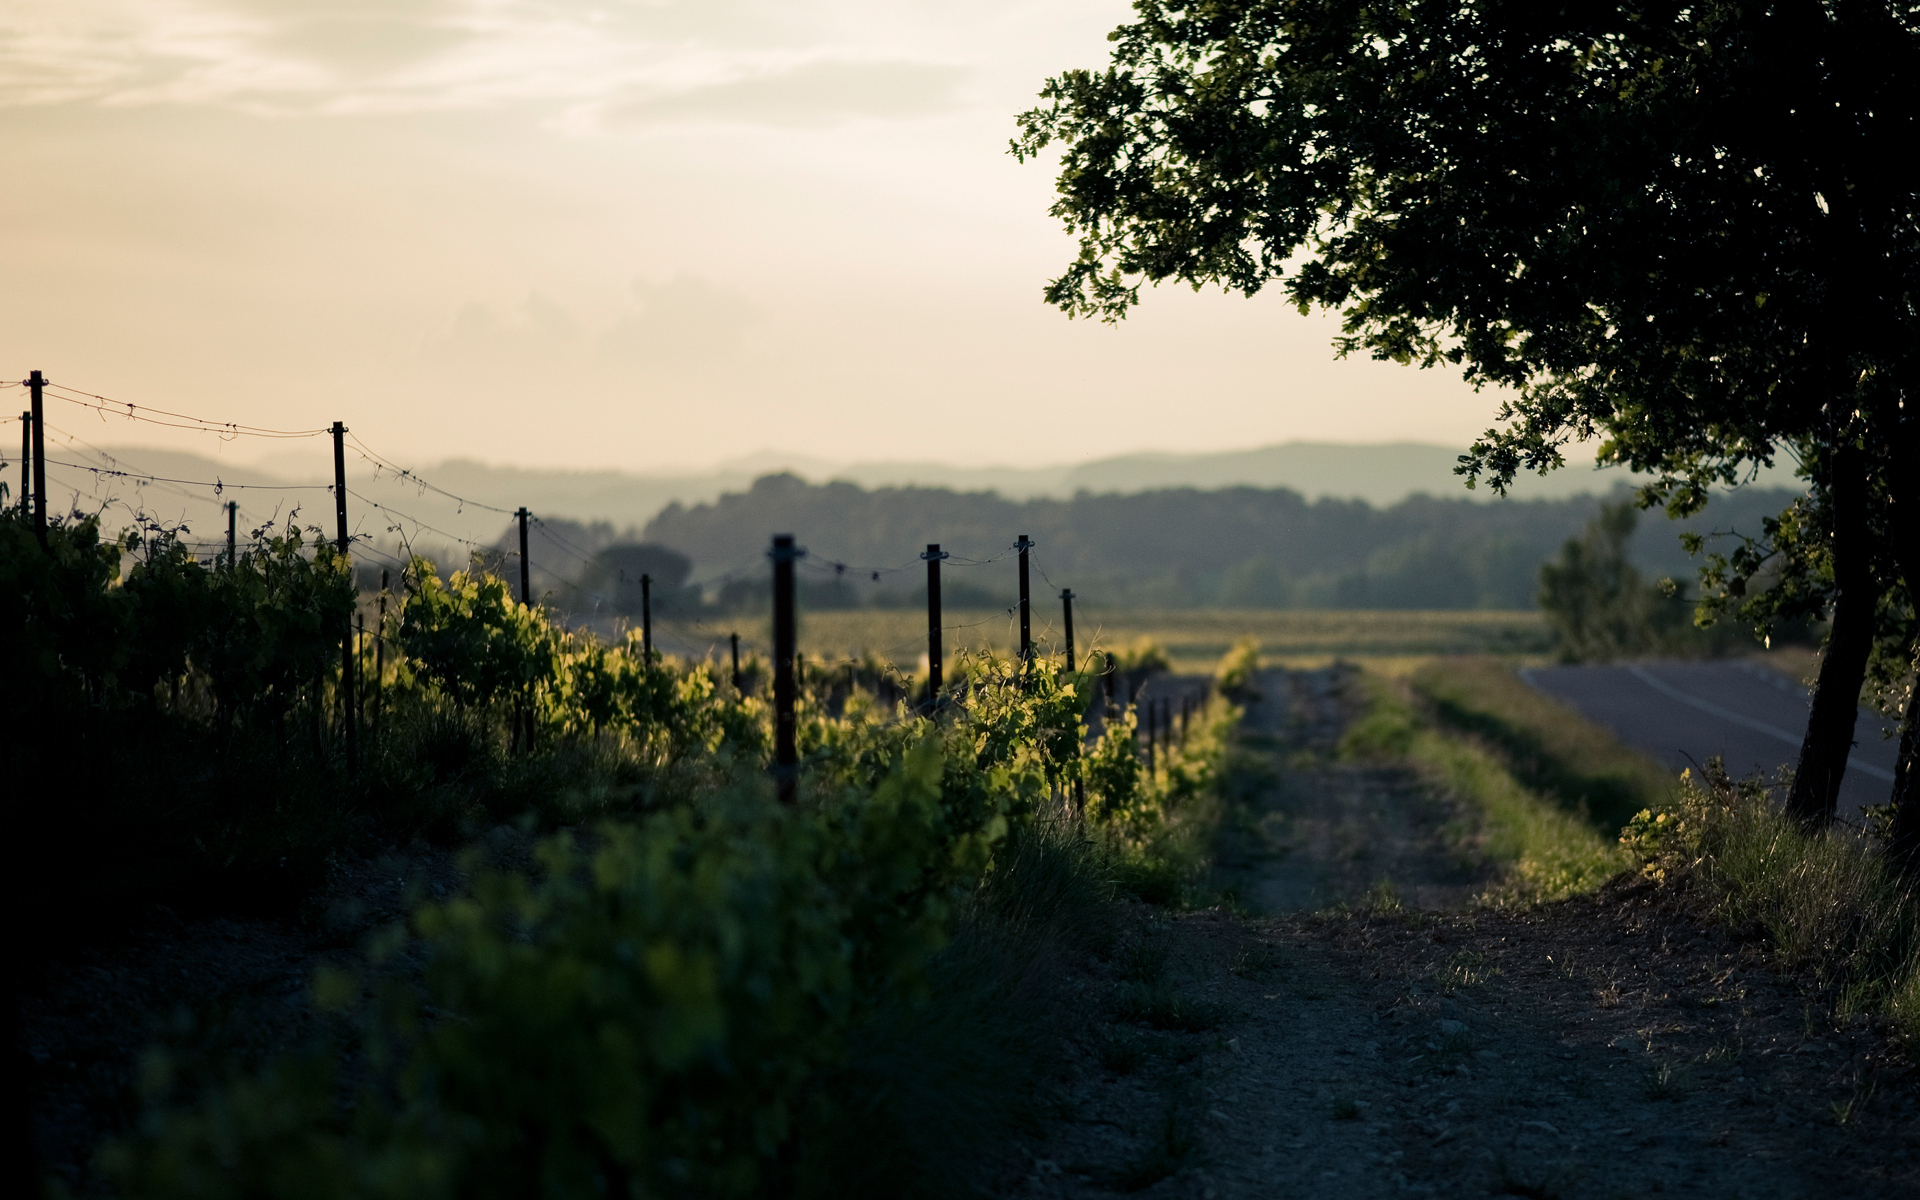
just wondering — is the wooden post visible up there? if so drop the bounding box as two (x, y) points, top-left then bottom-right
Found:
(516, 507), (530, 605)
(922, 544), (948, 707)
(771, 535), (801, 803)
(375, 569), (388, 738)
(226, 501), (237, 570)
(1060, 588), (1076, 670)
(17, 411), (28, 521)
(1016, 535), (1035, 672)
(26, 371), (46, 544)
(641, 573), (653, 664)
(330, 421), (356, 776)
(730, 631), (743, 694)
(1060, 587), (1084, 817)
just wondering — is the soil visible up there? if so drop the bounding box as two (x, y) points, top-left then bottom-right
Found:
(18, 840), (479, 1193)
(1003, 668), (1920, 1199)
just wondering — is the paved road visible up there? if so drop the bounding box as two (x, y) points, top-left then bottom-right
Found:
(1520, 659), (1900, 823)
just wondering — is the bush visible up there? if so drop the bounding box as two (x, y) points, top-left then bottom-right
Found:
(1623, 760), (1920, 1023)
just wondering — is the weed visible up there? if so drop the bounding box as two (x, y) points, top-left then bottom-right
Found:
(1111, 981), (1233, 1032)
(1365, 878), (1404, 912)
(1831, 1077), (1875, 1126)
(1594, 975), (1622, 1009)
(1547, 952), (1579, 980)
(1640, 1059), (1693, 1101)
(1627, 759), (1920, 1041)
(1437, 951), (1497, 995)
(1229, 943), (1286, 979)
(1119, 936), (1171, 984)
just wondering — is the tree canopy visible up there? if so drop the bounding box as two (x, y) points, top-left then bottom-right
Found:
(1014, 0), (1920, 824)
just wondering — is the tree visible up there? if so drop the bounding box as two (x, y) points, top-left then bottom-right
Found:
(1014, 0), (1920, 825)
(1539, 502), (1660, 662)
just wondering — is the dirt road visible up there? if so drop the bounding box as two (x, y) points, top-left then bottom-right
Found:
(1004, 668), (1920, 1199)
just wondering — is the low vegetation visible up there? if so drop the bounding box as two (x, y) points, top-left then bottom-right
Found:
(1410, 656), (1677, 834)
(1624, 760), (1920, 1039)
(1338, 663), (1636, 903)
(8, 505), (1242, 1197)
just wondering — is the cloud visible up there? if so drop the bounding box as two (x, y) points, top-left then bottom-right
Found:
(589, 59), (970, 130)
(598, 274), (763, 369)
(0, 1), (971, 122)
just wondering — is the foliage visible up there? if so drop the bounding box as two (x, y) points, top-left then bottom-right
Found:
(66, 522), (1244, 1196)
(1213, 636), (1261, 703)
(1538, 502), (1745, 662)
(396, 564), (558, 711)
(1012, 0), (1920, 825)
(1622, 760), (1920, 1035)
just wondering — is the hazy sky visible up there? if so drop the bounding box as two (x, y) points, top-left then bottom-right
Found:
(1, 0), (1509, 476)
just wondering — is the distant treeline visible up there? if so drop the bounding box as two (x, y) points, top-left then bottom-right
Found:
(574, 474), (1802, 613)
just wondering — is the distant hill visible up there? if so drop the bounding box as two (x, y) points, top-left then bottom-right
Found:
(38, 440), (1801, 609)
(643, 475), (1805, 612)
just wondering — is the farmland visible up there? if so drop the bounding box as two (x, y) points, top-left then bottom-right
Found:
(656, 607), (1552, 675)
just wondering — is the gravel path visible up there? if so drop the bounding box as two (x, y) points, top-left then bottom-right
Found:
(1004, 667), (1920, 1199)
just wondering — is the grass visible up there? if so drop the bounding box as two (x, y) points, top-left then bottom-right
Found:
(1410, 656), (1678, 834)
(1629, 763), (1920, 1038)
(1339, 670), (1631, 903)
(665, 608), (1552, 675)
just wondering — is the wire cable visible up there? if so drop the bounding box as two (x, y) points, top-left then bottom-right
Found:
(47, 382), (330, 439)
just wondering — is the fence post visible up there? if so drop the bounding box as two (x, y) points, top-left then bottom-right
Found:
(226, 501), (237, 570)
(18, 411), (28, 521)
(26, 371), (46, 545)
(641, 573), (653, 664)
(516, 507), (530, 605)
(922, 543), (948, 707)
(375, 569), (388, 739)
(1059, 587), (1085, 817)
(1059, 588), (1076, 669)
(770, 534), (802, 803)
(730, 631), (743, 694)
(331, 421), (356, 777)
(1016, 535), (1035, 676)
(1104, 651), (1116, 716)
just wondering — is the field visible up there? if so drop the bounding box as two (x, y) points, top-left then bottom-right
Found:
(656, 607), (1553, 673)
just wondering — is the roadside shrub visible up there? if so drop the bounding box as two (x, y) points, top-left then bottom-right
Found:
(1624, 760), (1920, 1026)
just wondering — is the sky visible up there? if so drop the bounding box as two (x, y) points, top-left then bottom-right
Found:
(0, 0), (1513, 479)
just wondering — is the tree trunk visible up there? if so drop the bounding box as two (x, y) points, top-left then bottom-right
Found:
(1786, 444), (1873, 827)
(1882, 435), (1920, 872)
(1886, 684), (1920, 871)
